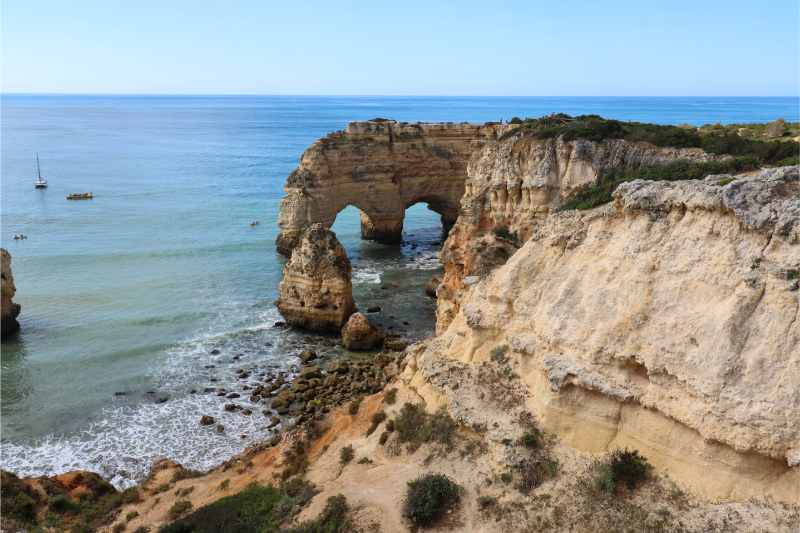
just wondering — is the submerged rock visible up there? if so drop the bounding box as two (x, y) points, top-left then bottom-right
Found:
(1, 248), (21, 338)
(341, 312), (384, 351)
(276, 224), (355, 332)
(424, 276), (440, 298)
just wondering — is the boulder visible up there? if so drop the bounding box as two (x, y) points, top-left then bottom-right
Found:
(341, 312), (384, 351)
(424, 276), (440, 298)
(1, 249), (21, 338)
(275, 224), (355, 332)
(299, 349), (317, 363)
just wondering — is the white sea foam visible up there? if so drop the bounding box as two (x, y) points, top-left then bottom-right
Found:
(352, 264), (382, 284)
(1, 306), (293, 488)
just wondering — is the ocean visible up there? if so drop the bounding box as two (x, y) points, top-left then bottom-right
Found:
(2, 95), (798, 487)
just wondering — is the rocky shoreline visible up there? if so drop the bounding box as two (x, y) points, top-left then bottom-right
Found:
(3, 117), (798, 532)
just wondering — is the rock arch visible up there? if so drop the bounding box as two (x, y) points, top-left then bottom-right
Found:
(276, 119), (504, 255)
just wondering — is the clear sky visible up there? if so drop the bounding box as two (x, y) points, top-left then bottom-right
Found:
(2, 0), (798, 96)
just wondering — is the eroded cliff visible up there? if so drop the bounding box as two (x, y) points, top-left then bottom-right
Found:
(438, 133), (728, 329)
(412, 166), (799, 502)
(1, 248), (21, 338)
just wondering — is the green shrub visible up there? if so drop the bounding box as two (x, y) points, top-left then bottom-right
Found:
(516, 456), (559, 494)
(339, 445), (355, 466)
(503, 113), (799, 164)
(383, 388), (398, 405)
(9, 491), (38, 522)
(519, 428), (544, 450)
(348, 397), (362, 415)
(50, 494), (80, 514)
(559, 157), (761, 211)
(402, 474), (462, 528)
(477, 495), (497, 509)
(284, 494), (352, 533)
(509, 117), (523, 124)
(159, 482), (315, 533)
(595, 449), (652, 494)
(492, 227), (519, 245)
(366, 411), (387, 436)
(126, 511), (140, 521)
(167, 500), (193, 521)
(393, 403), (457, 452)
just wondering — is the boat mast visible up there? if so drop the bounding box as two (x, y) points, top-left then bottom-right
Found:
(36, 153), (41, 179)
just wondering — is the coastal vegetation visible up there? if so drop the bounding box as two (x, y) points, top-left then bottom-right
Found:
(559, 157), (760, 210)
(402, 473), (462, 528)
(156, 478), (345, 533)
(392, 403), (458, 453)
(503, 114), (800, 211)
(592, 449), (653, 495)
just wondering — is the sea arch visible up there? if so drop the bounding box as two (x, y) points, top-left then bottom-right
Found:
(275, 119), (503, 255)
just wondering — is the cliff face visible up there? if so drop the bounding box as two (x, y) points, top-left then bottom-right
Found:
(276, 120), (505, 255)
(438, 134), (727, 330)
(1, 248), (21, 338)
(276, 224), (355, 332)
(413, 166), (799, 502)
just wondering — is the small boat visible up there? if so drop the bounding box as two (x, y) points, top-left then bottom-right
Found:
(66, 192), (93, 200)
(34, 153), (48, 188)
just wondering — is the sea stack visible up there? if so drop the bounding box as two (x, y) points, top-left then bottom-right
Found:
(276, 224), (355, 332)
(1, 248), (21, 338)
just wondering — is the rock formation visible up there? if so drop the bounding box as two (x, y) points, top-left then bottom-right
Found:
(341, 312), (384, 351)
(438, 133), (727, 330)
(276, 120), (506, 255)
(276, 224), (355, 332)
(408, 166), (799, 502)
(1, 248), (21, 338)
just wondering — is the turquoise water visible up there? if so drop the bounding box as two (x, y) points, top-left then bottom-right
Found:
(2, 95), (798, 486)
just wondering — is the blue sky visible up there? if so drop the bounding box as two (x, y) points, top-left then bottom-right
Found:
(2, 0), (798, 95)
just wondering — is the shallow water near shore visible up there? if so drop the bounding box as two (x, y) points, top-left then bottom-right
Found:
(1, 95), (798, 487)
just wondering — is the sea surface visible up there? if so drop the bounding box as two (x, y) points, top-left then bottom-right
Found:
(2, 95), (798, 487)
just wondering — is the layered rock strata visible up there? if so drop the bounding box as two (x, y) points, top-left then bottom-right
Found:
(409, 166), (799, 502)
(1, 248), (21, 338)
(276, 120), (506, 255)
(438, 133), (727, 330)
(275, 224), (355, 332)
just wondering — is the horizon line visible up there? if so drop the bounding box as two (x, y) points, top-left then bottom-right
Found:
(2, 92), (799, 99)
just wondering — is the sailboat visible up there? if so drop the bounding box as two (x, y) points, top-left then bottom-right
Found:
(34, 153), (48, 189)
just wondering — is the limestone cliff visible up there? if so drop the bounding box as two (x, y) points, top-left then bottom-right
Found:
(1, 248), (21, 338)
(276, 120), (505, 255)
(438, 133), (727, 330)
(410, 166), (799, 502)
(276, 224), (355, 332)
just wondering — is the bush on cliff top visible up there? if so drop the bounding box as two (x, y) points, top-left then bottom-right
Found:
(402, 473), (462, 528)
(158, 479), (317, 533)
(559, 156), (761, 211)
(593, 449), (653, 495)
(505, 113), (799, 163)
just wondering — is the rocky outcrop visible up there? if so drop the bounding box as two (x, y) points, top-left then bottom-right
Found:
(1, 248), (21, 338)
(409, 166), (799, 503)
(437, 133), (727, 330)
(276, 120), (506, 255)
(276, 224), (355, 332)
(341, 312), (384, 351)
